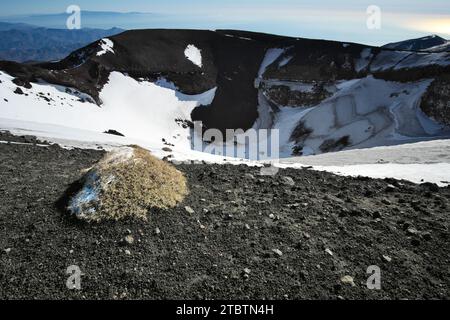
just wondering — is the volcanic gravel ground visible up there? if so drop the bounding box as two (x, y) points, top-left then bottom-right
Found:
(0, 132), (449, 299)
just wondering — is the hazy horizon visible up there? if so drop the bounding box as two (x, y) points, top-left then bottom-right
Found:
(0, 1), (449, 46)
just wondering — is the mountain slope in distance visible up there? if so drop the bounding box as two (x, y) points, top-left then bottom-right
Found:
(0, 29), (450, 163)
(0, 22), (123, 62)
(383, 35), (449, 52)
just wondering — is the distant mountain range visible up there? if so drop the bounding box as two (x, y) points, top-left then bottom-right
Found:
(0, 22), (123, 62)
(0, 12), (449, 63)
(383, 35), (450, 52)
(0, 11), (162, 29)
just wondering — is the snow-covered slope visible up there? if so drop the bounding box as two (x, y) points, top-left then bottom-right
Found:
(282, 76), (449, 155)
(0, 70), (216, 153)
(1, 29), (450, 186)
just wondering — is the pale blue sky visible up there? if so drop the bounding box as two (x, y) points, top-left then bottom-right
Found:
(1, 0), (449, 45)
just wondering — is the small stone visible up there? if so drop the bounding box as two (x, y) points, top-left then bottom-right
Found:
(244, 224), (251, 230)
(340, 275), (355, 286)
(14, 87), (24, 95)
(124, 235), (134, 245)
(124, 250), (131, 255)
(421, 182), (439, 192)
(184, 206), (195, 214)
(325, 248), (333, 256)
(406, 227), (419, 236)
(154, 228), (161, 235)
(162, 147), (172, 152)
(422, 233), (432, 241)
(243, 268), (251, 275)
(385, 184), (396, 192)
(4, 248), (11, 254)
(372, 211), (382, 219)
(272, 249), (283, 257)
(281, 176), (295, 186)
(269, 213), (275, 219)
(382, 255), (392, 262)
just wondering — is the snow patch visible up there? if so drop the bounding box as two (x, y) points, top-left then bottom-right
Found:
(278, 56), (293, 68)
(355, 48), (373, 72)
(96, 38), (114, 57)
(258, 48), (286, 77)
(312, 163), (450, 187)
(184, 44), (203, 68)
(286, 76), (450, 155)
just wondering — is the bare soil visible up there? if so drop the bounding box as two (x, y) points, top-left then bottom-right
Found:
(0, 132), (449, 299)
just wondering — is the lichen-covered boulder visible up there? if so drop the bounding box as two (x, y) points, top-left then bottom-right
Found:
(67, 146), (188, 222)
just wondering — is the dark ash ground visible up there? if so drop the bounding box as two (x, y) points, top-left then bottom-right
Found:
(0, 132), (449, 300)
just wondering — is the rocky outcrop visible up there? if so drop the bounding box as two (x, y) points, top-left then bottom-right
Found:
(262, 82), (333, 107)
(420, 76), (450, 126)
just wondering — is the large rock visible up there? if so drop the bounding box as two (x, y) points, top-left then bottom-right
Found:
(67, 146), (188, 222)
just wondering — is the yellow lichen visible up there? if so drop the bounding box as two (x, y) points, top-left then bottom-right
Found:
(81, 146), (188, 222)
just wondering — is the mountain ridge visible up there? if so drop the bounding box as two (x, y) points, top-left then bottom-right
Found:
(1, 28), (450, 158)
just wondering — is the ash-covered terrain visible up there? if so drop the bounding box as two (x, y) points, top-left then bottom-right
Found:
(0, 132), (449, 299)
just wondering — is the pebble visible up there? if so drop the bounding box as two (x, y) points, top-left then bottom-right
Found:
(4, 248), (11, 254)
(325, 248), (333, 256)
(382, 255), (392, 262)
(185, 206), (195, 214)
(272, 249), (283, 257)
(340, 275), (355, 286)
(244, 224), (251, 230)
(269, 213), (275, 219)
(372, 211), (382, 219)
(155, 228), (161, 235)
(124, 250), (131, 255)
(385, 184), (396, 192)
(124, 235), (134, 245)
(243, 268), (251, 275)
(406, 227), (419, 236)
(281, 176), (295, 186)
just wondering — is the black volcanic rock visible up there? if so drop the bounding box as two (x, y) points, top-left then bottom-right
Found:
(420, 76), (450, 126)
(13, 87), (24, 95)
(104, 129), (125, 137)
